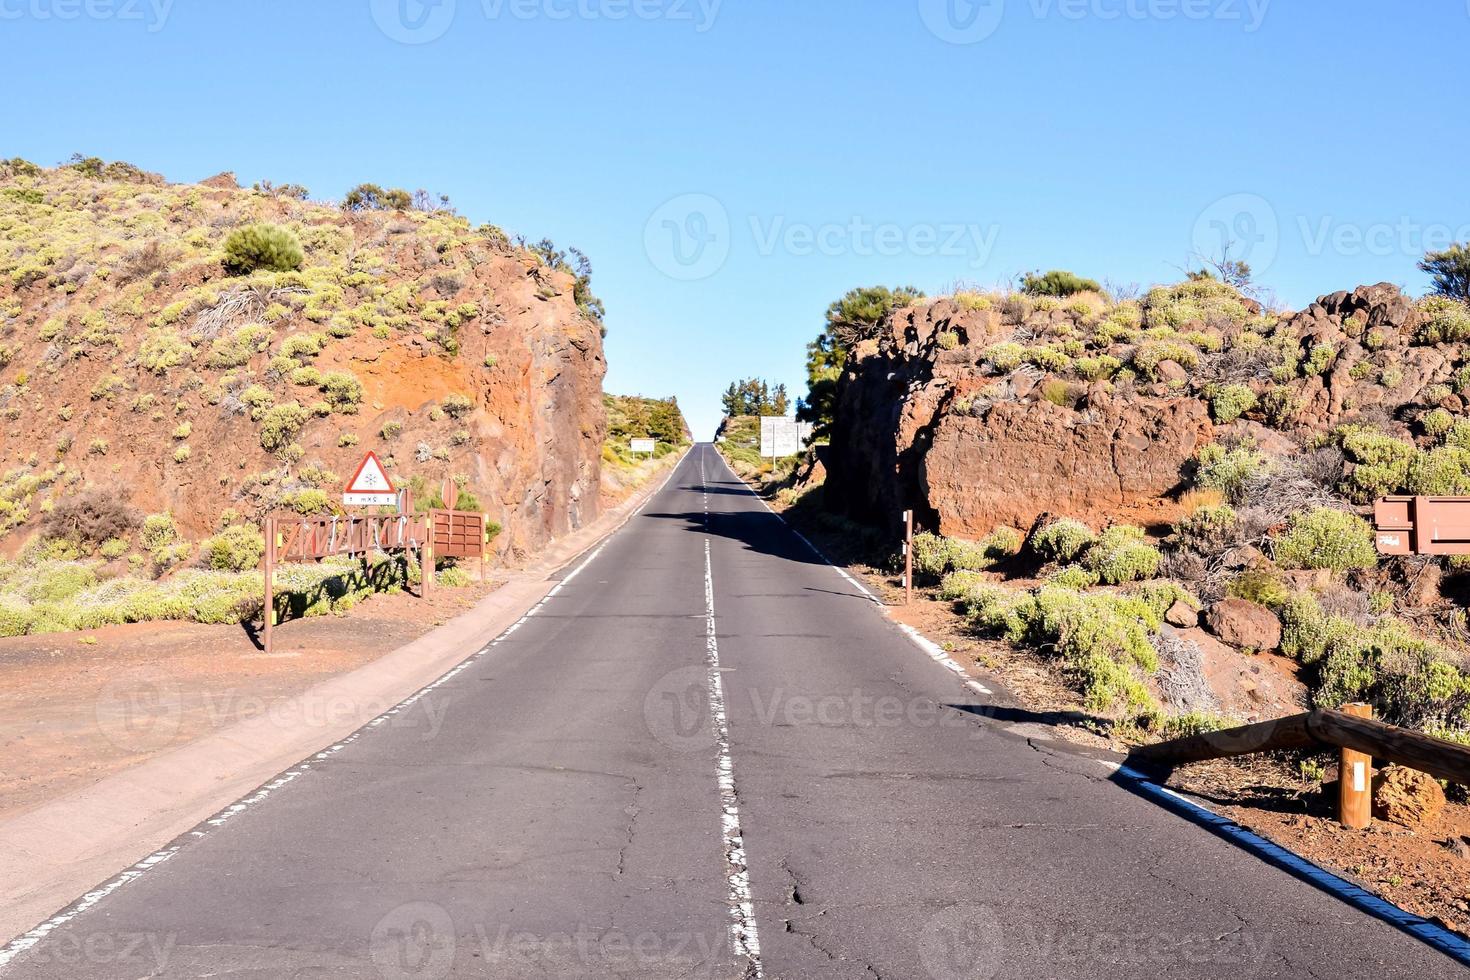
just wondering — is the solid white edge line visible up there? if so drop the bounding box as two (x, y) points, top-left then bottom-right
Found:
(0, 454), (692, 974)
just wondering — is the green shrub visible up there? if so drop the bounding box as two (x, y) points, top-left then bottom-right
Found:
(207, 324), (272, 369)
(441, 393), (474, 419)
(201, 524), (265, 572)
(280, 333), (327, 361)
(259, 402), (308, 451)
(1048, 565), (1100, 589)
(1407, 446), (1470, 495)
(290, 366), (322, 387)
(140, 512), (177, 551)
(1176, 503), (1237, 541)
(380, 420), (403, 440)
(982, 342), (1025, 372)
(1127, 580), (1199, 620)
(222, 223), (305, 274)
(319, 371), (363, 412)
(1338, 426), (1415, 501)
(436, 565), (472, 588)
(1194, 442), (1268, 502)
(1416, 296), (1470, 344)
(281, 488), (331, 515)
(1421, 407), (1455, 437)
(1021, 270), (1101, 297)
(1209, 384), (1257, 423)
(138, 331), (192, 375)
(1273, 508), (1377, 571)
(965, 584), (1159, 713)
(1080, 524), (1161, 584)
(1032, 518), (1095, 563)
(1142, 279), (1251, 330)
(1227, 569), (1290, 609)
(1074, 355), (1122, 381)
(1132, 340), (1199, 379)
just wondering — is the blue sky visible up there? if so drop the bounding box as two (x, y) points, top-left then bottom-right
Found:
(2, 0), (1467, 438)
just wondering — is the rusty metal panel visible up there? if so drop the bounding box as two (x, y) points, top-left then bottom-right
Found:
(1374, 496), (1470, 555)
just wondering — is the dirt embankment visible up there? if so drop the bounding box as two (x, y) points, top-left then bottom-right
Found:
(0, 161), (607, 557)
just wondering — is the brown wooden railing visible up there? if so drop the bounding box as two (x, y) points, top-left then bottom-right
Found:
(1129, 704), (1470, 828)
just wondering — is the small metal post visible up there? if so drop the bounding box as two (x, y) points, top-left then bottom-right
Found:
(262, 517), (275, 655)
(903, 510), (914, 606)
(421, 538), (433, 596)
(480, 512), (488, 582)
(1339, 702), (1374, 829)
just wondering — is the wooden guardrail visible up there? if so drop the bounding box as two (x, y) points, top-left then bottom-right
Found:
(261, 505), (492, 655)
(1129, 705), (1470, 828)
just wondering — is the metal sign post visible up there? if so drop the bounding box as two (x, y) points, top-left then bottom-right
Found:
(903, 510), (913, 606)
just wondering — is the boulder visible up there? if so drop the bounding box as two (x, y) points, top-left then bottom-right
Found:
(1372, 766), (1446, 829)
(1154, 359), (1190, 384)
(1442, 836), (1470, 861)
(1165, 600), (1200, 628)
(200, 171), (238, 189)
(1204, 598), (1282, 651)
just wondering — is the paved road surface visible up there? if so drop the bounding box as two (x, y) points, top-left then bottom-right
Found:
(2, 444), (1463, 978)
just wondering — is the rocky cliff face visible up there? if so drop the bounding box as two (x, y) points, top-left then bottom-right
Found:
(825, 279), (1469, 539)
(0, 160), (605, 557)
(825, 296), (1214, 535)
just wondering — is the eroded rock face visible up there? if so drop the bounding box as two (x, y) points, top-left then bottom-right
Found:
(922, 394), (1211, 537)
(826, 297), (1214, 536)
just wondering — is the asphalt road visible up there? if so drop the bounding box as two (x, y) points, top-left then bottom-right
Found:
(3, 443), (1464, 979)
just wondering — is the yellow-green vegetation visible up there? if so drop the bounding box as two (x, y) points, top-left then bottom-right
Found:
(0, 551), (413, 638)
(910, 527), (1022, 583)
(1280, 591), (1470, 729)
(200, 524), (265, 572)
(1208, 383), (1257, 423)
(943, 576), (1160, 713)
(222, 224), (304, 275)
(1335, 424), (1470, 501)
(1030, 519), (1160, 585)
(1193, 441), (1269, 502)
(1271, 507), (1377, 571)
(604, 394), (690, 468)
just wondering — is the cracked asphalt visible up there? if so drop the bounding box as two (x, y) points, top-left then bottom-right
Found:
(4, 444), (1465, 978)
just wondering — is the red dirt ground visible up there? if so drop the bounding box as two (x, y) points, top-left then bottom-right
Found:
(0, 581), (497, 822)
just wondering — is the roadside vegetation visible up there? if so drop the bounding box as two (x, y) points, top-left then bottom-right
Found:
(778, 263), (1470, 748)
(0, 155), (610, 636)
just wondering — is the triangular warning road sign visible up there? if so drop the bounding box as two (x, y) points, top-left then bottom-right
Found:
(343, 452), (397, 505)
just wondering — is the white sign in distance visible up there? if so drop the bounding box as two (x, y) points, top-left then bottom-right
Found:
(759, 416), (804, 458)
(631, 438), (657, 455)
(343, 451), (398, 507)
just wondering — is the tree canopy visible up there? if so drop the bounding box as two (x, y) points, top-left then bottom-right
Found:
(1421, 243), (1470, 301)
(721, 378), (789, 417)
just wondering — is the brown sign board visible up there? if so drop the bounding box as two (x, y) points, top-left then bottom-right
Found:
(1373, 496), (1470, 555)
(431, 510), (487, 558)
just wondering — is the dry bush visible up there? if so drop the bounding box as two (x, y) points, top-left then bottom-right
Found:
(116, 240), (177, 284)
(40, 492), (141, 547)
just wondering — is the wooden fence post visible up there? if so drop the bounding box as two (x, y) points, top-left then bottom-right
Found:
(1339, 702), (1374, 829)
(262, 517), (275, 656)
